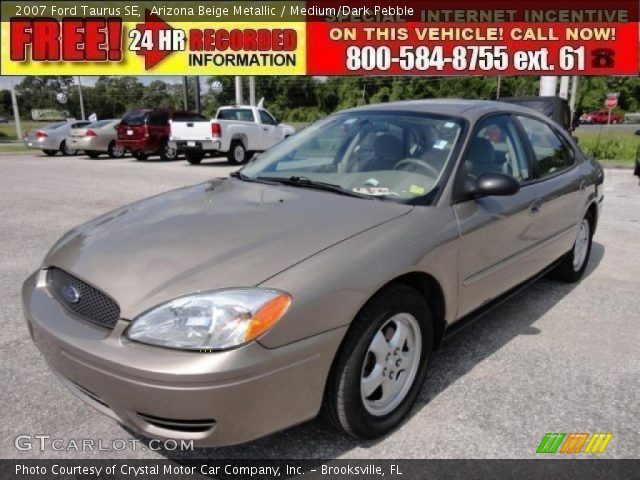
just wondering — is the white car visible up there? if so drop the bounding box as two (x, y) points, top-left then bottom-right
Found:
(23, 120), (91, 156)
(169, 106), (295, 165)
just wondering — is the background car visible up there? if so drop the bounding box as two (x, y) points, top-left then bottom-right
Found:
(117, 109), (198, 161)
(23, 120), (91, 156)
(585, 110), (624, 124)
(67, 119), (124, 159)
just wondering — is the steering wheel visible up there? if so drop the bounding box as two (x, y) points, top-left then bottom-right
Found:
(394, 158), (440, 178)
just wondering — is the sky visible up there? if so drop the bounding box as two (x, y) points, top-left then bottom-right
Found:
(0, 76), (187, 90)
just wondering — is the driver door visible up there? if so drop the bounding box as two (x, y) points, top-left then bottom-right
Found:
(453, 114), (541, 317)
(258, 109), (283, 150)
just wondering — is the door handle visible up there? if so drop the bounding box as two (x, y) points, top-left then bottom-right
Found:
(529, 204), (542, 216)
(262, 127), (269, 131)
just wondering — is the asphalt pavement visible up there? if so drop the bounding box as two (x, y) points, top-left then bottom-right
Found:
(1, 152), (638, 459)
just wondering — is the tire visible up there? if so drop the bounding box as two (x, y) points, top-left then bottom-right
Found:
(60, 140), (76, 156)
(552, 213), (594, 283)
(86, 151), (101, 159)
(159, 139), (178, 161)
(43, 150), (57, 156)
(186, 151), (204, 165)
(227, 140), (248, 165)
(322, 285), (433, 440)
(108, 141), (125, 158)
(133, 152), (148, 161)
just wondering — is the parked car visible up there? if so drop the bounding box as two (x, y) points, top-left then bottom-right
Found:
(116, 109), (200, 161)
(23, 120), (91, 156)
(170, 105), (295, 165)
(585, 110), (623, 125)
(624, 112), (640, 124)
(66, 119), (124, 159)
(22, 100), (603, 447)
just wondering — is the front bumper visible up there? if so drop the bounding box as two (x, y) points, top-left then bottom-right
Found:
(22, 270), (344, 446)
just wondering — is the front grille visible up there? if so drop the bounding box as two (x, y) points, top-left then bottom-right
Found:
(47, 268), (120, 329)
(137, 413), (216, 433)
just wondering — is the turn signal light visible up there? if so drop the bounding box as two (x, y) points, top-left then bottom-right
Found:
(244, 294), (291, 342)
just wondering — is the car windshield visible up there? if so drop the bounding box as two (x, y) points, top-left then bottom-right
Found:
(241, 112), (463, 203)
(45, 122), (68, 130)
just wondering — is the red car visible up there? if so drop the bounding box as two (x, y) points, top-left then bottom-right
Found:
(586, 110), (624, 125)
(116, 109), (204, 161)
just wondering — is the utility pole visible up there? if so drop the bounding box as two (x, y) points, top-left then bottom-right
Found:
(235, 76), (243, 105)
(182, 76), (189, 110)
(10, 79), (21, 140)
(249, 76), (256, 106)
(77, 76), (85, 120)
(539, 76), (558, 96)
(194, 77), (201, 113)
(558, 76), (570, 100)
(569, 76), (579, 125)
(496, 76), (501, 99)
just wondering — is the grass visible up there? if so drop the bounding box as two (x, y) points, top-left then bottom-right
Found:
(574, 128), (639, 164)
(0, 120), (49, 141)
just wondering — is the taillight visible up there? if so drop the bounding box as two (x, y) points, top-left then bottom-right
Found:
(211, 122), (221, 138)
(35, 130), (48, 138)
(143, 125), (149, 138)
(85, 129), (97, 137)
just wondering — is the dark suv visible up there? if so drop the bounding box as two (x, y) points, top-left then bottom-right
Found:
(116, 109), (203, 161)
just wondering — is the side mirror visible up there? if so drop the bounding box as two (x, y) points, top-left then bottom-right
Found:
(462, 173), (520, 199)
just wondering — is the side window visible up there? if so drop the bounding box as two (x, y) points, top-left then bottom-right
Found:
(517, 116), (574, 178)
(148, 113), (161, 126)
(464, 115), (531, 182)
(259, 110), (277, 126)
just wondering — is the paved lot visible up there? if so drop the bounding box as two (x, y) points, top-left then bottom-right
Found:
(1, 153), (639, 459)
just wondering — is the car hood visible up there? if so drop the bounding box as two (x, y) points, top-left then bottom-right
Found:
(43, 178), (412, 319)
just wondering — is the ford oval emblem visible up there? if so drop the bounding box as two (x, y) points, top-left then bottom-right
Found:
(62, 284), (81, 304)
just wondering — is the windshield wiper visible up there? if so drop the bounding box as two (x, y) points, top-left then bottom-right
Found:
(256, 176), (370, 199)
(230, 171), (279, 185)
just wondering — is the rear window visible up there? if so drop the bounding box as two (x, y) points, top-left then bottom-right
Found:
(172, 111), (207, 122)
(121, 111), (149, 125)
(86, 120), (113, 128)
(45, 122), (68, 130)
(71, 121), (91, 129)
(217, 109), (254, 122)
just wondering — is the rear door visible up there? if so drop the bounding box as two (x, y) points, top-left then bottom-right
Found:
(147, 111), (170, 149)
(118, 111), (148, 140)
(454, 114), (541, 317)
(514, 115), (585, 263)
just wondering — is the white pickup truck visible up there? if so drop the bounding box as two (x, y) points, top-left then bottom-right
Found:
(169, 106), (296, 165)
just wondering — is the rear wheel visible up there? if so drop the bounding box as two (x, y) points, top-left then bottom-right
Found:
(108, 141), (125, 158)
(60, 140), (76, 156)
(159, 139), (178, 161)
(133, 152), (148, 161)
(186, 151), (204, 165)
(227, 140), (247, 165)
(86, 151), (101, 159)
(43, 150), (57, 156)
(322, 285), (433, 439)
(552, 214), (593, 283)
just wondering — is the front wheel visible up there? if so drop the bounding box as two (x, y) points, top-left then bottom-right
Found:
(159, 139), (178, 161)
(186, 151), (204, 165)
(108, 141), (125, 158)
(552, 215), (593, 283)
(60, 140), (76, 156)
(322, 285), (433, 440)
(227, 140), (248, 165)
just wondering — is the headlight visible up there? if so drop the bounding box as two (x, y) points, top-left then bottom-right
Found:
(126, 289), (291, 350)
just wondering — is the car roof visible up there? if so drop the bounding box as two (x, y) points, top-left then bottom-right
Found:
(340, 99), (552, 122)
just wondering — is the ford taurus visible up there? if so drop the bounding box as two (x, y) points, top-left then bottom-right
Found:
(22, 100), (603, 446)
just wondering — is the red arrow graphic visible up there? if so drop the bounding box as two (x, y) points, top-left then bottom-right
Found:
(134, 10), (175, 70)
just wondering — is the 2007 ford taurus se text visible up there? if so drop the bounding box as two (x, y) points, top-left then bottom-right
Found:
(23, 100), (603, 446)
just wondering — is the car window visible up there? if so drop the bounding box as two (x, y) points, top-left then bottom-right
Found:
(217, 109), (254, 122)
(71, 122), (91, 129)
(86, 120), (112, 128)
(45, 122), (68, 130)
(148, 111), (170, 126)
(259, 110), (277, 126)
(172, 111), (207, 122)
(517, 116), (574, 177)
(121, 111), (148, 125)
(464, 115), (530, 182)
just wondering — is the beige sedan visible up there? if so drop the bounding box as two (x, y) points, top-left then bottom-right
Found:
(67, 119), (124, 158)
